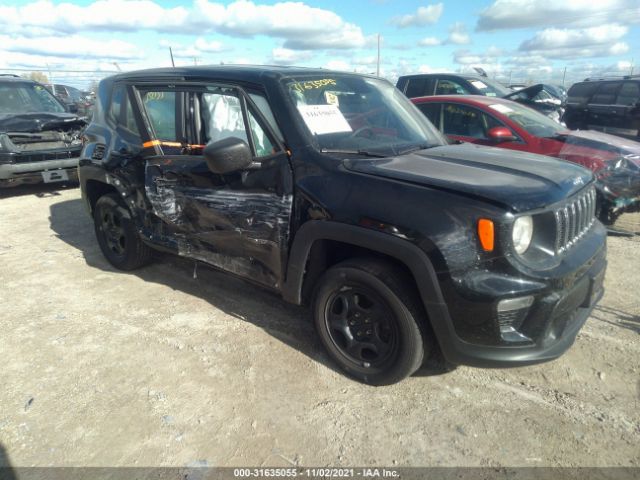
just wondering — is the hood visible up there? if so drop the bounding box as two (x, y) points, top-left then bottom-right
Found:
(0, 112), (86, 133)
(503, 83), (561, 102)
(558, 130), (640, 157)
(344, 142), (594, 212)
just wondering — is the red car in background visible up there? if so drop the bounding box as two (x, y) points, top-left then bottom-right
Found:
(412, 95), (640, 225)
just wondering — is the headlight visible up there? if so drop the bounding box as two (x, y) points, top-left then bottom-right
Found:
(512, 216), (533, 254)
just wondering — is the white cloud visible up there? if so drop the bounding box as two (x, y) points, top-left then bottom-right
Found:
(519, 24), (630, 59)
(447, 22), (470, 45)
(0, 0), (189, 34)
(195, 38), (224, 53)
(477, 0), (640, 30)
(270, 48), (314, 64)
(324, 60), (351, 71)
(0, 34), (141, 60)
(0, 0), (370, 51)
(419, 37), (441, 47)
(391, 3), (443, 28)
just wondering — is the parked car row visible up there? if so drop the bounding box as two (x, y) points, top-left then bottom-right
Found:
(396, 73), (567, 122)
(0, 75), (86, 187)
(412, 95), (640, 225)
(45, 83), (94, 119)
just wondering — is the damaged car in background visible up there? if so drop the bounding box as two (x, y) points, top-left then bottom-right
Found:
(396, 73), (566, 122)
(79, 66), (606, 385)
(413, 95), (640, 226)
(0, 75), (86, 187)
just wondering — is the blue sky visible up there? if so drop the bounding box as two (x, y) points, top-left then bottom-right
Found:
(0, 0), (638, 89)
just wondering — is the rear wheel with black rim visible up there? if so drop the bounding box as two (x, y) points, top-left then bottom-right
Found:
(313, 258), (430, 385)
(93, 193), (153, 270)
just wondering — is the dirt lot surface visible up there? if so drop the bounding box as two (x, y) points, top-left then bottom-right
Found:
(0, 185), (639, 468)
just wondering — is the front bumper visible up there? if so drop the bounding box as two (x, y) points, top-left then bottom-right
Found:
(431, 229), (607, 368)
(0, 158), (79, 187)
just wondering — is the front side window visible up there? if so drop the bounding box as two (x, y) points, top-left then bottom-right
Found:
(465, 77), (510, 97)
(0, 82), (65, 114)
(283, 74), (446, 155)
(138, 85), (279, 158)
(616, 82), (640, 106)
(442, 103), (502, 139)
(435, 79), (469, 95)
(141, 90), (177, 141)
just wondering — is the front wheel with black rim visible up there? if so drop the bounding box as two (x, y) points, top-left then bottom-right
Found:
(313, 258), (430, 385)
(93, 193), (153, 270)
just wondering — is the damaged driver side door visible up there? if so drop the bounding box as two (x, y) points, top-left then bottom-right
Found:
(136, 83), (294, 290)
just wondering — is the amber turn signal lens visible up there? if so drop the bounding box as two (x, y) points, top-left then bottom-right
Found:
(477, 218), (495, 252)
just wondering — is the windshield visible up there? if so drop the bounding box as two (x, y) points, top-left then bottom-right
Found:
(283, 74), (446, 155)
(487, 101), (564, 137)
(466, 77), (511, 97)
(0, 82), (65, 115)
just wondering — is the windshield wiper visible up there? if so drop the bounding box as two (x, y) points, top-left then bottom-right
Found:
(396, 143), (436, 155)
(321, 148), (388, 158)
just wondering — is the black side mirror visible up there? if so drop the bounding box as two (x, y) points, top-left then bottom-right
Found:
(204, 137), (253, 174)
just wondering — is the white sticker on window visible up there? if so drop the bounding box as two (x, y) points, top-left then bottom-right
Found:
(488, 103), (514, 114)
(470, 80), (488, 89)
(297, 105), (352, 135)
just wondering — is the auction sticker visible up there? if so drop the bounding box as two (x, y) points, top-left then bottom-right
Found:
(297, 105), (352, 135)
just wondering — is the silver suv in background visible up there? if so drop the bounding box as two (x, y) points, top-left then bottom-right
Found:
(0, 75), (86, 187)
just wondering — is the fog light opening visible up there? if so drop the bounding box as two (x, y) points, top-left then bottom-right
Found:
(497, 295), (534, 342)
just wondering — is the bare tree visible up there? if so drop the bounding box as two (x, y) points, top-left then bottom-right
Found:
(21, 71), (49, 84)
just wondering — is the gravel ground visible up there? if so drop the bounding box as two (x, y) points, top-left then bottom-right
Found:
(0, 184), (638, 468)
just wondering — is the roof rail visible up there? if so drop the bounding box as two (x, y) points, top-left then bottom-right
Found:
(0, 73), (21, 78)
(583, 74), (640, 81)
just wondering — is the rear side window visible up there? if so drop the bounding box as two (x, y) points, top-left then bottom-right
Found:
(405, 77), (434, 98)
(590, 82), (621, 105)
(616, 82), (640, 106)
(416, 102), (441, 128)
(567, 82), (599, 104)
(108, 84), (141, 136)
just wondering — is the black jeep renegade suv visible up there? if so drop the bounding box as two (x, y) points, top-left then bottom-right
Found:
(79, 66), (607, 385)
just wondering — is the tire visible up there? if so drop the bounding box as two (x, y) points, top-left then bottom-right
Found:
(93, 193), (153, 270)
(312, 257), (431, 385)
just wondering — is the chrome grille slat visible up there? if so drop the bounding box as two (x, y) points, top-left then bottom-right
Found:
(554, 186), (596, 254)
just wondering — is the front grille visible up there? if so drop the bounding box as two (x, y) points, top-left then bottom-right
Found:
(3, 147), (82, 164)
(554, 186), (596, 254)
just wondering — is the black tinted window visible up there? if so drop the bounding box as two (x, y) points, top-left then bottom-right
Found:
(416, 102), (441, 128)
(109, 84), (140, 135)
(405, 77), (434, 98)
(616, 82), (640, 106)
(442, 103), (501, 139)
(567, 82), (599, 104)
(435, 79), (469, 95)
(590, 82), (621, 105)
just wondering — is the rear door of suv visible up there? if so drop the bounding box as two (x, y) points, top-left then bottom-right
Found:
(585, 81), (622, 135)
(611, 80), (640, 139)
